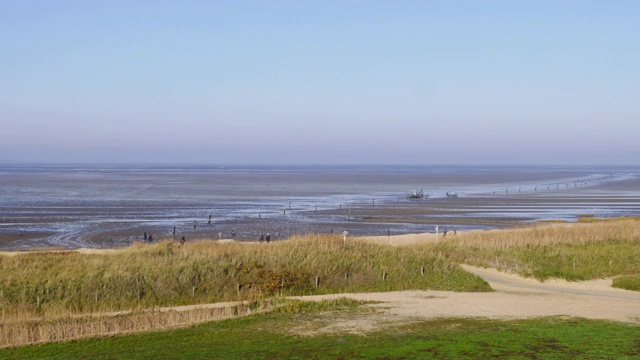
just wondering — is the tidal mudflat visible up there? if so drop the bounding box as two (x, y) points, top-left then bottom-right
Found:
(1, 164), (638, 250)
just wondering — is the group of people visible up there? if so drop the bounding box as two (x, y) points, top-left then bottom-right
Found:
(259, 233), (271, 243)
(136, 213), (290, 245)
(143, 224), (456, 244)
(142, 226), (274, 244)
(442, 230), (457, 237)
(144, 231), (185, 244)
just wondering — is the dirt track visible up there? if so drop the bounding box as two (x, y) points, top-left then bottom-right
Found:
(463, 265), (640, 301)
(291, 265), (640, 328)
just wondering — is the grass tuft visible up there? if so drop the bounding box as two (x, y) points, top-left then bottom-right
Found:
(612, 274), (640, 291)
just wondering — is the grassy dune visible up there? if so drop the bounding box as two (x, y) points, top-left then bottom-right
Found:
(429, 217), (640, 283)
(0, 234), (488, 346)
(2, 219), (639, 350)
(0, 235), (487, 315)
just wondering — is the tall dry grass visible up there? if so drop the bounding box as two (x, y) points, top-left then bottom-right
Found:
(428, 217), (640, 280)
(0, 234), (487, 324)
(451, 217), (640, 247)
(0, 302), (260, 348)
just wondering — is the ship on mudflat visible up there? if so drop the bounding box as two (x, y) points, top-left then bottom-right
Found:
(406, 189), (427, 199)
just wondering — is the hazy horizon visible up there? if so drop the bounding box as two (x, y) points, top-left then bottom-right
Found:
(2, 1), (638, 165)
(1, 162), (638, 170)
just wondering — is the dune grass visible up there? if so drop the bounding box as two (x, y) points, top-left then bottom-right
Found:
(613, 275), (640, 291)
(2, 299), (638, 359)
(0, 300), (264, 349)
(0, 234), (488, 347)
(429, 217), (640, 283)
(2, 219), (639, 349)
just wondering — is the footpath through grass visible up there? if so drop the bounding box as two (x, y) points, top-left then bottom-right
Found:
(429, 217), (640, 289)
(1, 299), (638, 360)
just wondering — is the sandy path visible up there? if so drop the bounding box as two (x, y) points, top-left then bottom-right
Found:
(291, 265), (640, 325)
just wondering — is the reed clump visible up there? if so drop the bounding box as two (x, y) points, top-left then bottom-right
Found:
(428, 217), (640, 282)
(0, 301), (263, 348)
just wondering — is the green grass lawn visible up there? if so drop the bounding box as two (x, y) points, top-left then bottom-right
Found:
(2, 300), (638, 360)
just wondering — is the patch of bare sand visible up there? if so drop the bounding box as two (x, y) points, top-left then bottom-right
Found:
(75, 248), (120, 255)
(216, 239), (237, 243)
(357, 232), (441, 246)
(357, 229), (477, 246)
(0, 246), (71, 256)
(0, 247), (123, 256)
(288, 265), (640, 335)
(0, 239), (241, 257)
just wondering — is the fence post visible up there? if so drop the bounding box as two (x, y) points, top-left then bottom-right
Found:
(315, 276), (320, 289)
(382, 271), (387, 281)
(421, 266), (425, 276)
(344, 273), (349, 282)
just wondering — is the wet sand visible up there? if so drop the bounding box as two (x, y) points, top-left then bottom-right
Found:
(1, 167), (638, 250)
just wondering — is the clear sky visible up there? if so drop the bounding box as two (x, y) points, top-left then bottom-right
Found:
(1, 1), (638, 165)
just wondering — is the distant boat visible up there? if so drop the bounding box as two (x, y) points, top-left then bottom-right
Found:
(406, 189), (427, 199)
(446, 191), (459, 199)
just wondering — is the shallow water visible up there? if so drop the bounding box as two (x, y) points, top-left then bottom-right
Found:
(0, 164), (638, 249)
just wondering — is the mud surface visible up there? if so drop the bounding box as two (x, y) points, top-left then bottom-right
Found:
(1, 164), (638, 249)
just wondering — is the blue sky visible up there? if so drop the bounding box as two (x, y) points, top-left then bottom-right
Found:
(1, 1), (638, 164)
